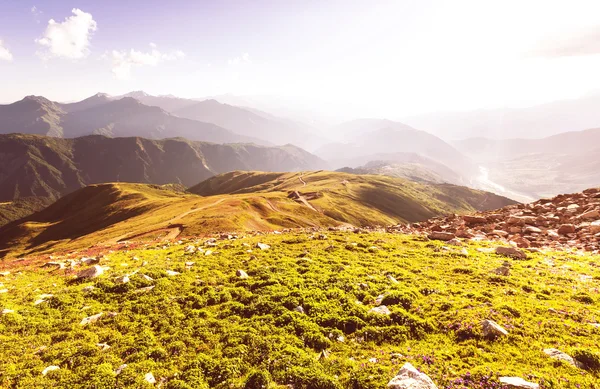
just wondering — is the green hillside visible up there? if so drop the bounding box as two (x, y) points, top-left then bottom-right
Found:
(0, 171), (515, 259)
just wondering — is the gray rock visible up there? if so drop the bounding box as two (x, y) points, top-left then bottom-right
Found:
(256, 242), (271, 250)
(236, 269), (249, 279)
(77, 265), (104, 279)
(428, 232), (455, 241)
(495, 246), (527, 260)
(387, 362), (438, 388)
(543, 348), (583, 368)
(482, 319), (508, 338)
(370, 305), (391, 315)
(80, 312), (103, 326)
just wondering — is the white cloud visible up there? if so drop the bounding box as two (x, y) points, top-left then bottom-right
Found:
(0, 40), (13, 61)
(228, 52), (251, 65)
(108, 44), (185, 80)
(35, 8), (97, 60)
(31, 5), (42, 23)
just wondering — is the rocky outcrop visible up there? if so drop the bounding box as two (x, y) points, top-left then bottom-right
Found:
(389, 187), (600, 253)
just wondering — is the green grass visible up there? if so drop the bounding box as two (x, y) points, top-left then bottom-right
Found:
(0, 231), (598, 388)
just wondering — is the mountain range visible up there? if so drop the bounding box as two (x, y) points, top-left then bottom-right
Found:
(404, 93), (600, 139)
(0, 134), (327, 226)
(316, 119), (474, 184)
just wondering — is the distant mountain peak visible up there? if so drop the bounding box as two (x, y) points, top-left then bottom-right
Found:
(125, 91), (151, 98)
(22, 95), (53, 105)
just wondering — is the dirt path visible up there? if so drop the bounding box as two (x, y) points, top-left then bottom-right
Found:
(299, 175), (307, 187)
(106, 198), (228, 244)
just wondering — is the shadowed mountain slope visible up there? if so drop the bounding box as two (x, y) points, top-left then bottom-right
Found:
(0, 134), (327, 226)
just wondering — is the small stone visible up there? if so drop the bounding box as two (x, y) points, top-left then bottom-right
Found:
(495, 246), (527, 259)
(256, 243), (270, 250)
(557, 224), (576, 235)
(77, 265), (104, 279)
(42, 366), (60, 376)
(80, 312), (103, 326)
(145, 372), (156, 384)
(370, 305), (391, 315)
(1, 308), (14, 315)
(387, 274), (399, 284)
(115, 275), (129, 284)
(236, 269), (249, 279)
(387, 362), (438, 388)
(428, 232), (455, 241)
(97, 343), (111, 351)
(294, 306), (305, 314)
(115, 364), (127, 375)
(543, 348), (583, 368)
(482, 319), (508, 338)
(165, 270), (180, 276)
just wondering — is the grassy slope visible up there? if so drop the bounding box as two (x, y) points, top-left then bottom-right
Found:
(0, 172), (515, 259)
(0, 231), (598, 388)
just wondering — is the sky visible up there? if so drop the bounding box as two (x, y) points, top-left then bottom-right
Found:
(1, 0), (600, 117)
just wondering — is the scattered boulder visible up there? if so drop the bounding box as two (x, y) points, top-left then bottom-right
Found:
(294, 306), (305, 314)
(115, 275), (129, 284)
(236, 270), (249, 279)
(590, 220), (600, 234)
(463, 215), (487, 225)
(498, 377), (539, 389)
(76, 265), (104, 279)
(428, 232), (455, 241)
(256, 243), (270, 250)
(165, 270), (180, 276)
(579, 210), (600, 220)
(524, 226), (542, 234)
(543, 348), (583, 368)
(482, 319), (508, 338)
(557, 224), (576, 235)
(495, 246), (527, 260)
(387, 362), (438, 389)
(80, 312), (103, 326)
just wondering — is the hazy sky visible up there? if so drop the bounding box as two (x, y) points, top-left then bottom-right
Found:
(1, 0), (600, 116)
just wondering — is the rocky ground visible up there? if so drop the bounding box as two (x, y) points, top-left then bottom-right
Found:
(387, 187), (600, 255)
